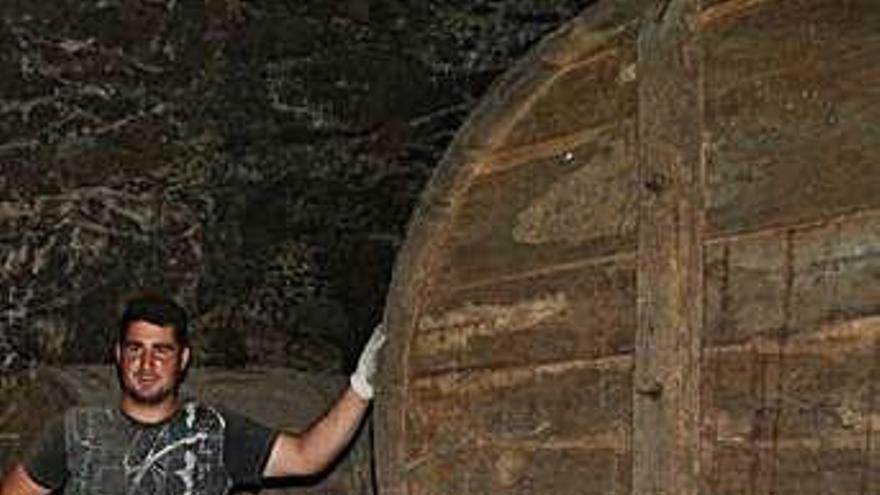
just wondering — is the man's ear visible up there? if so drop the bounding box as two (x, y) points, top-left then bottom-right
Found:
(180, 346), (191, 372)
(114, 343), (122, 364)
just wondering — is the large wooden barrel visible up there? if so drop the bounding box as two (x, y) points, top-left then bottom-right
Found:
(376, 1), (879, 495)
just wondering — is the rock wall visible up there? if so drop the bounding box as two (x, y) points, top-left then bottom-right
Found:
(0, 0), (591, 375)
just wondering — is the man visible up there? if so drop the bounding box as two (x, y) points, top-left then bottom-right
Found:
(0, 295), (386, 495)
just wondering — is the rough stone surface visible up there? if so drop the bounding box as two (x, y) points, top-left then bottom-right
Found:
(0, 0), (591, 376)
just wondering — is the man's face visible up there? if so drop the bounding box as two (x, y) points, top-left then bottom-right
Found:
(116, 320), (190, 406)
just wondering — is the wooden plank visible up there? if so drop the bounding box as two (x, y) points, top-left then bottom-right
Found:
(503, 48), (630, 149)
(456, 62), (559, 152)
(704, 210), (880, 346)
(702, 342), (875, 440)
(405, 362), (632, 461)
(634, 0), (703, 494)
(542, 0), (650, 68)
(701, 317), (878, 495)
(474, 119), (624, 177)
(436, 129), (638, 290)
(791, 211), (880, 330)
(704, 232), (787, 345)
(702, 0), (880, 235)
(706, 444), (871, 495)
(411, 260), (636, 374)
(405, 445), (627, 495)
(698, 0), (777, 27)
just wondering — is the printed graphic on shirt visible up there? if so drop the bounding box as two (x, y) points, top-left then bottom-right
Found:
(63, 403), (232, 495)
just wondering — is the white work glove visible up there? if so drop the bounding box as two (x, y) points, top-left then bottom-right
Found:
(350, 323), (386, 400)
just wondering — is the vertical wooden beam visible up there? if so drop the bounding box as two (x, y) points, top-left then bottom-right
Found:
(634, 1), (703, 495)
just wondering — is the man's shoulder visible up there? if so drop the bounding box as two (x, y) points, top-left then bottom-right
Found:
(59, 405), (117, 424)
(44, 406), (121, 443)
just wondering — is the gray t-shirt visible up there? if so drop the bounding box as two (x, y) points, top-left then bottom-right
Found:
(24, 402), (277, 495)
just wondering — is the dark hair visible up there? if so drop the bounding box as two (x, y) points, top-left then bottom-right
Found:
(119, 295), (189, 347)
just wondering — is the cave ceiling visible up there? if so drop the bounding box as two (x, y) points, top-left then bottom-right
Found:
(0, 0), (593, 372)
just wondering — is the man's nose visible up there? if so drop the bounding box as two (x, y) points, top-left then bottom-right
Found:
(140, 350), (158, 370)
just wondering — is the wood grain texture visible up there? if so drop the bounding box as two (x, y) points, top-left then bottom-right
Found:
(377, 1), (879, 495)
(703, 0), (880, 236)
(634, 0), (704, 494)
(412, 259), (635, 375)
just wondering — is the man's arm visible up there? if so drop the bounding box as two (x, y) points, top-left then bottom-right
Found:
(0, 463), (51, 495)
(262, 323), (386, 477)
(263, 387), (368, 476)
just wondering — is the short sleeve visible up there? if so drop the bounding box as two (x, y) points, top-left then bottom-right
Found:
(222, 409), (279, 487)
(22, 414), (68, 490)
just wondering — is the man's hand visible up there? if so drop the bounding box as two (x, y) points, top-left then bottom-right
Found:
(349, 323), (386, 400)
(0, 464), (51, 495)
